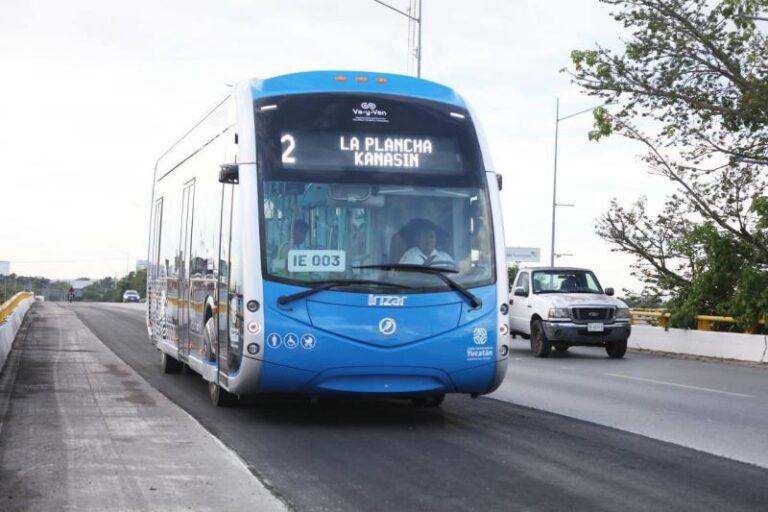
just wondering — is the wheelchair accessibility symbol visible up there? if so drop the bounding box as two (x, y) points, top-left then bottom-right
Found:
(284, 333), (299, 349)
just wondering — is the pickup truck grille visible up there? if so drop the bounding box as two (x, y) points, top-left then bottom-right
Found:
(571, 307), (614, 321)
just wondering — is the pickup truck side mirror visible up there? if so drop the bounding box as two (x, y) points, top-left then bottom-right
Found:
(605, 287), (614, 296)
(513, 286), (528, 297)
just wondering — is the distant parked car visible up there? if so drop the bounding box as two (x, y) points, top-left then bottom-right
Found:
(122, 290), (141, 303)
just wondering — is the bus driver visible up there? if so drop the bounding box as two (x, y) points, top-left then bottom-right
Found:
(399, 222), (454, 267)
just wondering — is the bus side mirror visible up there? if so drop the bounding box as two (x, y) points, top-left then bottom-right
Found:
(219, 164), (239, 184)
(605, 287), (614, 296)
(496, 173), (503, 190)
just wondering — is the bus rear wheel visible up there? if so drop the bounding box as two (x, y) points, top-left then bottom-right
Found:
(208, 381), (238, 407)
(412, 393), (445, 407)
(161, 352), (182, 374)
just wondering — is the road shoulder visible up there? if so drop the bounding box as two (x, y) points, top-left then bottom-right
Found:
(0, 302), (288, 511)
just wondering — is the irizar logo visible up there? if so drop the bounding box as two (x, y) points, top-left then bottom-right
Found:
(368, 294), (407, 307)
(353, 101), (388, 122)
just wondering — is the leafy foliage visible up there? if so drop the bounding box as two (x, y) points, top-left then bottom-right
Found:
(82, 270), (146, 302)
(1, 274), (70, 303)
(568, 0), (768, 330)
(507, 264), (519, 291)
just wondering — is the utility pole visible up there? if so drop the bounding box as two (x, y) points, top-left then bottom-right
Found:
(373, 0), (422, 77)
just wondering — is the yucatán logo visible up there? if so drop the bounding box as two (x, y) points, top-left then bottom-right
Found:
(473, 327), (488, 345)
(353, 101), (389, 123)
(368, 294), (407, 307)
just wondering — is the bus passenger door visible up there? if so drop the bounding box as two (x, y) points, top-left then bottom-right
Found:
(179, 180), (196, 360)
(217, 183), (234, 373)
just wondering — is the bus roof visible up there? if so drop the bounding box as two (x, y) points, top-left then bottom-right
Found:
(250, 70), (467, 108)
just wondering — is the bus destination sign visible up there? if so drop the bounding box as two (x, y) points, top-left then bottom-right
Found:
(339, 135), (432, 168)
(279, 131), (463, 174)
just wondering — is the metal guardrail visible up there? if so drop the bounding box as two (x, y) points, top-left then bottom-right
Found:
(0, 292), (34, 324)
(630, 309), (766, 333)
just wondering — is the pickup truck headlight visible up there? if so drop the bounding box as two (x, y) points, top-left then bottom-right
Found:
(547, 307), (570, 319)
(615, 308), (630, 319)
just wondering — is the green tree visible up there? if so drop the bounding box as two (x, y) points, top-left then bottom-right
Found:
(507, 264), (519, 291)
(567, 0), (768, 330)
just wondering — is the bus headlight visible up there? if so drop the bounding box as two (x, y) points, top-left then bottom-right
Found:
(548, 308), (570, 319)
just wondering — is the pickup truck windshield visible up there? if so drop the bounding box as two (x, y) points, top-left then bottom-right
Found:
(532, 270), (603, 294)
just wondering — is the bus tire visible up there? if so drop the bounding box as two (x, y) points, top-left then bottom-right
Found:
(208, 381), (238, 407)
(161, 352), (182, 374)
(203, 316), (217, 362)
(605, 339), (628, 359)
(530, 320), (551, 358)
(412, 393), (445, 407)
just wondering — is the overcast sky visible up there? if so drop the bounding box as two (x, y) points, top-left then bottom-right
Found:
(0, 0), (671, 293)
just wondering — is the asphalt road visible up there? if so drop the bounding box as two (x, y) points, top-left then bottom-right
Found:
(71, 302), (768, 512)
(493, 341), (768, 468)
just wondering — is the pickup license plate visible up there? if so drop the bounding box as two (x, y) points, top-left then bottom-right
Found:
(587, 322), (604, 332)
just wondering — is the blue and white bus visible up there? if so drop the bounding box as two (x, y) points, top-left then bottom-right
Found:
(147, 71), (510, 406)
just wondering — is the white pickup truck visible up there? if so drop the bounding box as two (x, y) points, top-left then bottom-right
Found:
(508, 267), (631, 358)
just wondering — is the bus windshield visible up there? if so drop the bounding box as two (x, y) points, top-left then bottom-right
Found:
(255, 94), (495, 292)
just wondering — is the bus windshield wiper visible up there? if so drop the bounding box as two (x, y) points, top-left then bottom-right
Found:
(277, 280), (412, 306)
(354, 264), (482, 309)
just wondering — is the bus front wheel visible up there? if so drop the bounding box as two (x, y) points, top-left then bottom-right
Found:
(412, 393), (445, 407)
(208, 381), (238, 407)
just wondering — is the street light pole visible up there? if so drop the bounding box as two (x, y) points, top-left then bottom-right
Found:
(373, 0), (422, 77)
(551, 98), (560, 266)
(551, 97), (612, 266)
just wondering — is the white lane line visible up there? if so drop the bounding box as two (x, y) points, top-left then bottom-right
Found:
(606, 373), (755, 398)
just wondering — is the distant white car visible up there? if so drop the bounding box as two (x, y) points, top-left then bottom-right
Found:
(508, 267), (631, 358)
(122, 290), (141, 303)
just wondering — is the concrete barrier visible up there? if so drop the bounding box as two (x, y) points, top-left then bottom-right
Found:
(0, 293), (35, 373)
(630, 324), (768, 363)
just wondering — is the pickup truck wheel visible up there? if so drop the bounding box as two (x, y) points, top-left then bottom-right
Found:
(606, 339), (628, 359)
(530, 320), (552, 358)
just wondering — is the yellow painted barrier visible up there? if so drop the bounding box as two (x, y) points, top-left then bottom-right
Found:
(0, 292), (34, 324)
(630, 309), (765, 333)
(629, 309), (669, 328)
